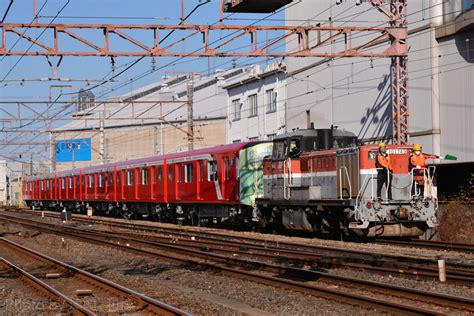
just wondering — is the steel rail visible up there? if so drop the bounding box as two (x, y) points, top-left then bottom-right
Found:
(0, 237), (190, 316)
(0, 256), (95, 315)
(1, 213), (473, 314)
(375, 239), (474, 253)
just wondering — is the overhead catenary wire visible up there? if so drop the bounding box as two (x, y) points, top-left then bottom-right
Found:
(1, 0), (470, 160)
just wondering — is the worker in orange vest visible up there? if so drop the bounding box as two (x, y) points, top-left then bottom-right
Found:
(375, 142), (393, 200)
(409, 144), (438, 195)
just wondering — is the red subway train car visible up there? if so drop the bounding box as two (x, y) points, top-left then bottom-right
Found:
(23, 141), (273, 224)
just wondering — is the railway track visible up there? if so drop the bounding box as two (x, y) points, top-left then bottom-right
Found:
(0, 256), (93, 315)
(1, 211), (474, 314)
(375, 239), (474, 253)
(6, 208), (474, 284)
(0, 237), (189, 316)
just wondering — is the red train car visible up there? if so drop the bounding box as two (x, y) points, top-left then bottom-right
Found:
(23, 141), (273, 224)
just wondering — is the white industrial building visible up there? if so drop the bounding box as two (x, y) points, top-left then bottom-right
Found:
(284, 0), (474, 162)
(223, 62), (287, 143)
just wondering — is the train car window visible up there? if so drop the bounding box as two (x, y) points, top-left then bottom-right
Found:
(224, 158), (230, 180)
(69, 177), (73, 189)
(141, 168), (149, 185)
(46, 180), (50, 190)
(185, 164), (194, 183)
(61, 178), (65, 189)
(88, 175), (94, 188)
(168, 166), (173, 181)
(41, 181), (44, 190)
(157, 166), (163, 182)
(208, 161), (218, 181)
(199, 161), (206, 181)
(127, 170), (134, 186)
(98, 174), (104, 188)
(272, 140), (287, 160)
(178, 164), (184, 183)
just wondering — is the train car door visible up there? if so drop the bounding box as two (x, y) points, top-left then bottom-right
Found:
(197, 160), (206, 200)
(155, 165), (163, 201)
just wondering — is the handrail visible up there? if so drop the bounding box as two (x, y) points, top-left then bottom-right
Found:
(355, 172), (371, 211)
(283, 158), (292, 200)
(338, 166), (352, 199)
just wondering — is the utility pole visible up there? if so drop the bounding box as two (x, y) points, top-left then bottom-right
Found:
(50, 132), (56, 173)
(187, 81), (194, 151)
(99, 114), (105, 164)
(29, 154), (33, 176)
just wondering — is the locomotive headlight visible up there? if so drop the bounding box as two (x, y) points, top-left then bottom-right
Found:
(366, 201), (372, 209)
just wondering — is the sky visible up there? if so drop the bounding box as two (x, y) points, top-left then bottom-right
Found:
(0, 0), (285, 163)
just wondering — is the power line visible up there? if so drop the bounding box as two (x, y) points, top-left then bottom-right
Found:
(0, 0), (71, 83)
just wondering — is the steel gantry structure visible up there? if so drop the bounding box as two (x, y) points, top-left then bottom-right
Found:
(0, 0), (409, 144)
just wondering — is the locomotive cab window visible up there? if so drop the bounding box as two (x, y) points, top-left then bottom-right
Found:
(289, 138), (301, 159)
(127, 170), (134, 186)
(304, 137), (318, 151)
(272, 140), (287, 160)
(208, 160), (218, 182)
(141, 168), (149, 185)
(185, 164), (194, 183)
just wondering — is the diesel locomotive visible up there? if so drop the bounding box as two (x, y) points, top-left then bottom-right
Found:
(23, 128), (438, 238)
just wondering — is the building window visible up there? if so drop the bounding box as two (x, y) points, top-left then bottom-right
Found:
(248, 94), (258, 117)
(141, 168), (149, 185)
(266, 89), (277, 113)
(208, 160), (218, 182)
(185, 164), (194, 183)
(127, 170), (134, 186)
(232, 99), (241, 121)
(462, 0), (472, 11)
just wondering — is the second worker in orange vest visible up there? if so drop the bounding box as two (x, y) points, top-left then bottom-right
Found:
(409, 144), (438, 195)
(375, 142), (393, 200)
